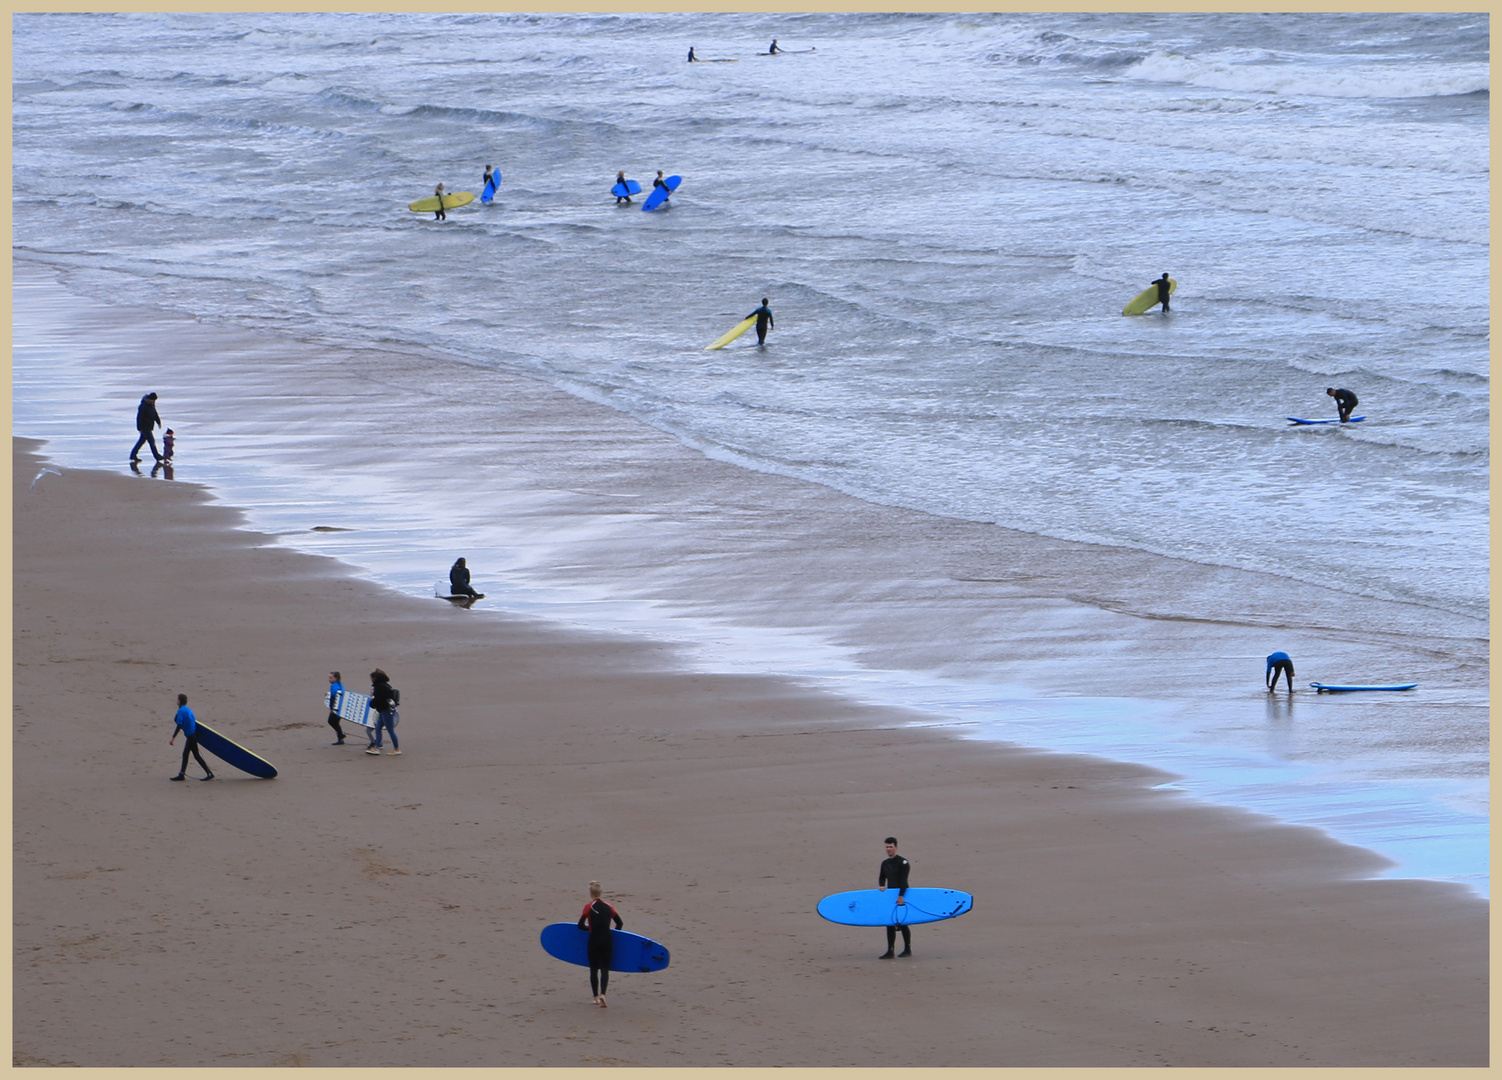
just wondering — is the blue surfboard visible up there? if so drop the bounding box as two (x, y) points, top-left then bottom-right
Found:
(1287, 416), (1365, 425)
(642, 175), (681, 212)
(539, 923), (670, 973)
(1310, 682), (1417, 692)
(611, 179), (642, 200)
(817, 888), (973, 927)
(193, 721), (277, 779)
(481, 172), (500, 204)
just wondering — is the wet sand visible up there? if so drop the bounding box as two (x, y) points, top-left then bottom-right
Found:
(12, 437), (1487, 1067)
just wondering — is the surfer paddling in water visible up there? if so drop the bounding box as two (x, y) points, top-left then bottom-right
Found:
(578, 882), (624, 1007)
(877, 837), (912, 958)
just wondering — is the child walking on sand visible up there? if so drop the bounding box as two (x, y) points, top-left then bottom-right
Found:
(162, 428), (174, 461)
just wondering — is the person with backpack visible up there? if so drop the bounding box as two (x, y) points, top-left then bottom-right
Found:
(365, 668), (401, 755)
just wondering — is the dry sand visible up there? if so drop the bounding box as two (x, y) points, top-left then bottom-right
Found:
(12, 437), (1487, 1067)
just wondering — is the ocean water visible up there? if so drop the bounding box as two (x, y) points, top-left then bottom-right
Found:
(12, 13), (1489, 892)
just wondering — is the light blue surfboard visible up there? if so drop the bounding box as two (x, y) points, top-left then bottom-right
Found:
(1287, 416), (1365, 425)
(539, 923), (670, 973)
(612, 179), (642, 199)
(817, 887), (973, 927)
(642, 175), (681, 211)
(194, 721), (277, 779)
(1310, 682), (1417, 692)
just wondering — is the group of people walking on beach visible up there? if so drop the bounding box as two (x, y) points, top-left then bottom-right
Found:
(324, 669), (402, 755)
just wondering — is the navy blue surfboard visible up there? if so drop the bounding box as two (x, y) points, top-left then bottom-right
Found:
(539, 923), (670, 973)
(1310, 682), (1417, 692)
(642, 175), (681, 211)
(1288, 416), (1365, 425)
(193, 722), (277, 778)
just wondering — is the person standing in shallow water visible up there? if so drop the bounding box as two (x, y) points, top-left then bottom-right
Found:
(578, 881), (623, 1007)
(432, 182), (447, 221)
(877, 836), (912, 959)
(131, 391), (162, 463)
(748, 297), (774, 345)
(1153, 272), (1172, 313)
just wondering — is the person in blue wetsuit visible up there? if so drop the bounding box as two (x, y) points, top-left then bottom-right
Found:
(169, 693), (213, 781)
(877, 836), (912, 959)
(768, 38), (783, 54)
(1326, 387), (1358, 423)
(1266, 651), (1295, 691)
(688, 46), (698, 62)
(578, 882), (624, 1007)
(748, 298), (774, 345)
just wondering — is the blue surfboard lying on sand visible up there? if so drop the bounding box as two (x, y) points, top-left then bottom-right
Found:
(1310, 682), (1417, 692)
(194, 722), (277, 778)
(817, 888), (973, 927)
(1287, 416), (1365, 425)
(539, 923), (670, 972)
(642, 175), (680, 211)
(611, 179), (642, 200)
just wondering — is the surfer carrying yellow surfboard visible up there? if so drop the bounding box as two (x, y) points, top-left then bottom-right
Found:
(1152, 272), (1172, 313)
(750, 298), (774, 345)
(432, 183), (447, 221)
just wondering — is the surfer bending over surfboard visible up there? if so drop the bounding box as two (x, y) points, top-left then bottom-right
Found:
(1326, 386), (1359, 423)
(878, 837), (912, 958)
(579, 882), (624, 1007)
(749, 298), (775, 345)
(1266, 651), (1295, 692)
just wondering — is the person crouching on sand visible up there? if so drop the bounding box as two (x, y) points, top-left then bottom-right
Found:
(578, 881), (623, 1007)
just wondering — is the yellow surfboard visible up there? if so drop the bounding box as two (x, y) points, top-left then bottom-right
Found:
(706, 315), (757, 350)
(408, 191), (476, 213)
(1122, 278), (1176, 316)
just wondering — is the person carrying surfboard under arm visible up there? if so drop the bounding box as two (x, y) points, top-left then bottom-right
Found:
(877, 837), (912, 958)
(432, 183), (447, 221)
(1153, 272), (1172, 313)
(750, 298), (775, 345)
(615, 171), (634, 205)
(578, 882), (624, 1007)
(1326, 386), (1359, 423)
(650, 170), (674, 205)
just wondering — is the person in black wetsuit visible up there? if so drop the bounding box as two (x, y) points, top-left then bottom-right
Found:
(877, 836), (912, 959)
(688, 46), (698, 62)
(578, 881), (624, 1007)
(748, 298), (774, 345)
(1326, 386), (1359, 423)
(432, 182), (447, 221)
(1152, 272), (1171, 313)
(449, 557), (482, 599)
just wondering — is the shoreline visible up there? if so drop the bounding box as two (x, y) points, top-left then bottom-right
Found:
(12, 259), (1490, 892)
(12, 438), (1488, 1066)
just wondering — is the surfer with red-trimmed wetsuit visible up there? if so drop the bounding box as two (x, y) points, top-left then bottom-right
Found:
(877, 836), (912, 959)
(578, 881), (624, 1007)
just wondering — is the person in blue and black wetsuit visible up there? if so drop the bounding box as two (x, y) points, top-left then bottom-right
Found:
(1266, 651), (1295, 691)
(578, 881), (624, 1007)
(877, 836), (912, 959)
(748, 298), (774, 345)
(168, 693), (213, 781)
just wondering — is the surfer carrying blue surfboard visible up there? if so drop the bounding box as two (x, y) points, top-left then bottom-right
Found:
(877, 837), (912, 959)
(578, 882), (624, 1007)
(1326, 387), (1359, 423)
(749, 298), (775, 345)
(651, 171), (673, 206)
(1266, 651), (1295, 692)
(615, 171), (634, 205)
(169, 693), (214, 781)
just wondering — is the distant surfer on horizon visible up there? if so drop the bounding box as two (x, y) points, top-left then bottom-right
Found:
(749, 297), (774, 345)
(877, 837), (912, 958)
(1152, 272), (1171, 313)
(1266, 651), (1295, 692)
(432, 182), (447, 221)
(615, 170), (634, 204)
(1326, 386), (1359, 423)
(448, 557), (483, 599)
(578, 881), (624, 1007)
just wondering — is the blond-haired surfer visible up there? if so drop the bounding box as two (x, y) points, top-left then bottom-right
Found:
(578, 882), (623, 1006)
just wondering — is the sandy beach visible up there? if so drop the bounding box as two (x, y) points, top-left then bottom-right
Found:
(12, 436), (1486, 1067)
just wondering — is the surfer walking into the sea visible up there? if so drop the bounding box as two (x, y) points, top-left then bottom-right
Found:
(1326, 386), (1359, 423)
(578, 882), (623, 1007)
(432, 182), (447, 221)
(615, 171), (634, 205)
(651, 170), (673, 205)
(1153, 272), (1171, 313)
(877, 837), (912, 959)
(749, 297), (775, 345)
(1266, 651), (1295, 692)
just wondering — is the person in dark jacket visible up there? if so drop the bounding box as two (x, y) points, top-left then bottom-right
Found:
(449, 557), (483, 598)
(365, 669), (401, 755)
(749, 298), (774, 345)
(1326, 386), (1359, 423)
(131, 392), (163, 463)
(578, 881), (624, 1007)
(1152, 273), (1172, 313)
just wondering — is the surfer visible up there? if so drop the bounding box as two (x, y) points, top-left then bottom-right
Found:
(578, 882), (624, 1007)
(365, 669), (400, 756)
(327, 671), (347, 744)
(481, 165), (497, 202)
(432, 182), (447, 221)
(169, 693), (214, 781)
(768, 38), (783, 54)
(1266, 651), (1295, 692)
(877, 837), (912, 958)
(651, 171), (673, 205)
(448, 557), (483, 599)
(615, 171), (634, 205)
(1152, 272), (1171, 313)
(688, 46), (698, 62)
(130, 391), (163, 464)
(1326, 386), (1359, 423)
(748, 298), (775, 345)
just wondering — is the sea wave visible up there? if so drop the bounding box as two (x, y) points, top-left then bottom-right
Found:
(1124, 50), (1489, 99)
